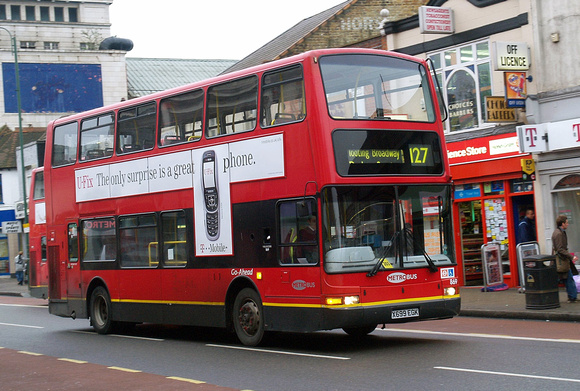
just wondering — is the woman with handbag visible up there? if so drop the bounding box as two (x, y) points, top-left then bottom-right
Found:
(552, 215), (578, 303)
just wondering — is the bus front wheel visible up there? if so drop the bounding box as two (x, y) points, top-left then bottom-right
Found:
(233, 288), (264, 346)
(90, 286), (114, 334)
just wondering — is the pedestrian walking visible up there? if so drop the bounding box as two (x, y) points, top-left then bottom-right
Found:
(14, 251), (25, 286)
(552, 215), (578, 303)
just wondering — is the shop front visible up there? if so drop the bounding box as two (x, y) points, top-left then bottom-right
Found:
(518, 119), (580, 256)
(447, 132), (534, 287)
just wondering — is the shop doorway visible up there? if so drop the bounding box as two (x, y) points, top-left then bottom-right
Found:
(459, 201), (483, 285)
(512, 194), (536, 245)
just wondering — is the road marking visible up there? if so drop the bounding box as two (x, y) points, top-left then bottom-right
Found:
(0, 322), (43, 329)
(435, 366), (580, 383)
(206, 344), (350, 360)
(166, 376), (206, 384)
(18, 351), (43, 356)
(70, 330), (164, 341)
(58, 358), (88, 364)
(0, 303), (47, 309)
(108, 366), (142, 373)
(381, 328), (580, 344)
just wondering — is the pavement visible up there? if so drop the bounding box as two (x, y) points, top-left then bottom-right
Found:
(2, 275), (580, 322)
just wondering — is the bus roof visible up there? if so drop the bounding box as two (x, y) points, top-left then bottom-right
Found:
(47, 48), (426, 129)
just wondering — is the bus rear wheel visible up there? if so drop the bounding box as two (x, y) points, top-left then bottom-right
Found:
(90, 286), (114, 334)
(233, 288), (264, 346)
(343, 324), (377, 337)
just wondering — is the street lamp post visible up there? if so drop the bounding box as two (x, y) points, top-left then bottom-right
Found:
(0, 27), (28, 256)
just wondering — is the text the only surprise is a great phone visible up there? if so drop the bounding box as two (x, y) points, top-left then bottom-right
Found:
(202, 150), (220, 241)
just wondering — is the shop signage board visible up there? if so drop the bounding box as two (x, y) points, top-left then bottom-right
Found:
(419, 6), (454, 34)
(446, 133), (523, 166)
(516, 124), (548, 153)
(481, 242), (503, 287)
(492, 41), (530, 71)
(485, 96), (516, 123)
(2, 221), (22, 234)
(503, 72), (527, 108)
(546, 117), (580, 151)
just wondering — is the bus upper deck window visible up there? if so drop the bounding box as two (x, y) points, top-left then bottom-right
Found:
(261, 65), (305, 127)
(80, 113), (114, 161)
(52, 122), (78, 167)
(206, 76), (258, 138)
(159, 89), (204, 146)
(117, 103), (157, 154)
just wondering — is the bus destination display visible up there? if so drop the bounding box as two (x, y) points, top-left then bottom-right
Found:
(334, 129), (443, 176)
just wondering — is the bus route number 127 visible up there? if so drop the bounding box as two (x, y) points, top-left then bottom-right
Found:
(408, 144), (433, 166)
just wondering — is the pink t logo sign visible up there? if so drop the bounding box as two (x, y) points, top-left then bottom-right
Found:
(525, 127), (537, 147)
(574, 123), (580, 143)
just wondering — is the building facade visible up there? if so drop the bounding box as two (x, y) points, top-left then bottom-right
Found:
(0, 0), (130, 274)
(517, 0), (580, 259)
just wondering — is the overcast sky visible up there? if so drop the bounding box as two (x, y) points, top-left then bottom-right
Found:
(109, 0), (344, 60)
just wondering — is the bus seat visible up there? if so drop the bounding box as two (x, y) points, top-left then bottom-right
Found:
(163, 135), (182, 145)
(272, 113), (296, 125)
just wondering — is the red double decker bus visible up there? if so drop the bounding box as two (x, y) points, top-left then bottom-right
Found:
(28, 167), (48, 299)
(46, 48), (459, 346)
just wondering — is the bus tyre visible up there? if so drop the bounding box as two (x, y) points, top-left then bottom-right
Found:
(233, 288), (264, 346)
(342, 325), (377, 337)
(90, 286), (114, 334)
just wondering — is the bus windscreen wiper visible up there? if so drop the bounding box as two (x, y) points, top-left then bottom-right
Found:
(367, 232), (395, 277)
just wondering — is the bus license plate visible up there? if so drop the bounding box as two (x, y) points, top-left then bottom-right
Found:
(391, 308), (419, 319)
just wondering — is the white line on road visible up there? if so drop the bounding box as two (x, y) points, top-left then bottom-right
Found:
(0, 322), (43, 329)
(435, 366), (580, 383)
(380, 328), (580, 344)
(70, 330), (164, 341)
(0, 303), (47, 309)
(206, 344), (350, 360)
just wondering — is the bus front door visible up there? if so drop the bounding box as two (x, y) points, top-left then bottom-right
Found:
(65, 223), (82, 303)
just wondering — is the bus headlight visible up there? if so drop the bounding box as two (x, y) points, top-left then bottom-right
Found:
(444, 287), (457, 296)
(344, 295), (360, 305)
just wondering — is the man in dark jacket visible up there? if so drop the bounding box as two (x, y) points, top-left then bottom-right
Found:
(552, 215), (578, 303)
(517, 208), (536, 244)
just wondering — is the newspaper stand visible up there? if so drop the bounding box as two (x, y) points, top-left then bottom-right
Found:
(481, 242), (507, 291)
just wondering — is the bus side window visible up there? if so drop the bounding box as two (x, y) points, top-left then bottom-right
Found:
(159, 89), (204, 146)
(206, 76), (257, 137)
(161, 210), (188, 267)
(119, 214), (158, 268)
(80, 114), (114, 161)
(278, 199), (318, 265)
(81, 218), (116, 262)
(68, 223), (78, 263)
(52, 122), (78, 167)
(117, 103), (157, 154)
(261, 65), (305, 128)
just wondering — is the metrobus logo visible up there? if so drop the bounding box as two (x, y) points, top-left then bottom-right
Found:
(292, 280), (316, 290)
(440, 267), (455, 279)
(386, 272), (418, 283)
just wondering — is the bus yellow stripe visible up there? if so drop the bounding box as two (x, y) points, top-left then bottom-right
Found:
(62, 294), (459, 309)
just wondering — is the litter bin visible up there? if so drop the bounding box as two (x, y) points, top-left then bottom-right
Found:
(523, 254), (560, 309)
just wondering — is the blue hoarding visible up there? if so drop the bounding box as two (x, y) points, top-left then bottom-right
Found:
(3, 63), (103, 113)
